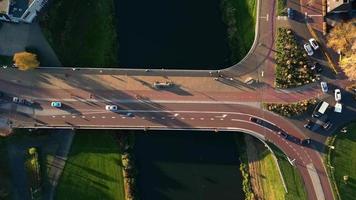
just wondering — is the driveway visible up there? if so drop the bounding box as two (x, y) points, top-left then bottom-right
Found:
(0, 22), (61, 67)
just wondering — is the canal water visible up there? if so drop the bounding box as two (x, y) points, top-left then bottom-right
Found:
(134, 131), (244, 200)
(115, 0), (231, 69)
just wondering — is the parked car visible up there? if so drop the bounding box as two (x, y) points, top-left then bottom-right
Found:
(304, 43), (314, 56)
(334, 89), (341, 101)
(105, 105), (117, 111)
(304, 120), (313, 130)
(309, 38), (319, 50)
(51, 101), (62, 108)
(320, 82), (328, 93)
(311, 63), (322, 73)
(323, 120), (332, 130)
(287, 8), (293, 19)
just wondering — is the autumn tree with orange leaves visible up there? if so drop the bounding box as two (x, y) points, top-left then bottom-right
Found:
(327, 19), (356, 80)
(13, 52), (40, 71)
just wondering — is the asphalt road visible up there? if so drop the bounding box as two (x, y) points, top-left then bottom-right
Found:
(1, 0), (353, 199)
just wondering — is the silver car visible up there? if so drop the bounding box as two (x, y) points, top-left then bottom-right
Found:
(304, 43), (314, 56)
(105, 105), (118, 111)
(309, 38), (319, 50)
(320, 82), (328, 93)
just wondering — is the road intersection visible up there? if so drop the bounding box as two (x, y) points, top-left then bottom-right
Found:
(0, 0), (355, 199)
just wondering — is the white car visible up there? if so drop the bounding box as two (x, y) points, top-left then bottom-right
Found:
(334, 89), (341, 101)
(320, 82), (328, 93)
(105, 105), (118, 111)
(51, 101), (62, 108)
(304, 43), (314, 56)
(309, 38), (319, 50)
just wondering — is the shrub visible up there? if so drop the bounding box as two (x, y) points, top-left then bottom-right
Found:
(264, 99), (317, 117)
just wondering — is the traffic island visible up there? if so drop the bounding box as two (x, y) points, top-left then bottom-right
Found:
(275, 28), (316, 88)
(264, 99), (317, 117)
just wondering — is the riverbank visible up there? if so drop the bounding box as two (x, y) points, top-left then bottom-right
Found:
(55, 131), (125, 200)
(40, 0), (118, 67)
(221, 0), (257, 63)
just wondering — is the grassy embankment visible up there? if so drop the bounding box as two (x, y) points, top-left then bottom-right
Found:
(40, 0), (118, 67)
(270, 144), (308, 200)
(55, 132), (125, 200)
(326, 122), (356, 200)
(221, 0), (257, 63)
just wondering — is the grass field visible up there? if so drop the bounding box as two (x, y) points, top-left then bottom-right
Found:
(254, 141), (285, 200)
(271, 144), (308, 200)
(330, 123), (356, 200)
(55, 132), (125, 200)
(221, 0), (257, 63)
(40, 0), (118, 67)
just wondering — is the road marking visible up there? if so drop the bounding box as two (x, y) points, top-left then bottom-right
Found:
(132, 117), (136, 119)
(92, 116), (96, 118)
(112, 116), (116, 119)
(81, 116), (86, 118)
(308, 14), (323, 17)
(190, 118), (195, 120)
(181, 117), (185, 120)
(101, 116), (106, 119)
(121, 116), (126, 119)
(171, 117), (175, 120)
(52, 116), (56, 118)
(200, 118), (204, 120)
(141, 117), (145, 119)
(151, 117), (155, 119)
(72, 116), (76, 118)
(260, 14), (269, 21)
(277, 16), (287, 20)
(62, 116), (66, 118)
(210, 118), (214, 120)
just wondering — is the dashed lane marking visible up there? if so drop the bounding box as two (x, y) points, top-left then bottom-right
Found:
(190, 118), (195, 120)
(81, 116), (86, 118)
(210, 118), (214, 120)
(92, 116), (96, 119)
(52, 116), (56, 118)
(72, 116), (76, 118)
(101, 116), (106, 119)
(62, 116), (66, 118)
(112, 116), (116, 119)
(181, 117), (185, 120)
(200, 118), (204, 120)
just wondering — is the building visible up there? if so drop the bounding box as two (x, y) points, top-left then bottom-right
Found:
(327, 0), (353, 13)
(0, 0), (47, 23)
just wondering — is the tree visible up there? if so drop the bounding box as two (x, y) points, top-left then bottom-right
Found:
(13, 52), (40, 71)
(327, 19), (356, 80)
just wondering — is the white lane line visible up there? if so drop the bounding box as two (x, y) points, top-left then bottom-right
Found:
(81, 116), (86, 118)
(190, 118), (195, 120)
(112, 116), (116, 119)
(308, 14), (323, 17)
(102, 116), (106, 119)
(52, 116), (56, 118)
(92, 116), (96, 119)
(121, 116), (126, 119)
(132, 117), (136, 119)
(141, 117), (145, 119)
(171, 117), (175, 120)
(72, 116), (76, 118)
(181, 117), (185, 120)
(62, 116), (66, 118)
(200, 118), (204, 120)
(210, 118), (214, 120)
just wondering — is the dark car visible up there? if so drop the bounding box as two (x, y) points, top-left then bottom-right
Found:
(287, 8), (293, 19)
(323, 120), (332, 130)
(277, 131), (288, 139)
(311, 63), (323, 73)
(249, 117), (263, 125)
(301, 139), (311, 146)
(304, 120), (313, 130)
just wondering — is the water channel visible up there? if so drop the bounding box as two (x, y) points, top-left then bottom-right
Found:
(134, 131), (244, 200)
(115, 0), (231, 69)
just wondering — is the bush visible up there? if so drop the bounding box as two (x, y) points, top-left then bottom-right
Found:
(264, 99), (317, 117)
(275, 28), (315, 88)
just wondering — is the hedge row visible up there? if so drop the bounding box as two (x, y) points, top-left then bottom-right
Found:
(264, 99), (317, 117)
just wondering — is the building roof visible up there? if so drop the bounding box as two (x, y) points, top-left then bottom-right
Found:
(0, 0), (10, 14)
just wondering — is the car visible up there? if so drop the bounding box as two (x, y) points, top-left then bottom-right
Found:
(24, 100), (34, 106)
(323, 120), (332, 130)
(12, 97), (25, 104)
(311, 63), (322, 73)
(277, 131), (288, 138)
(287, 8), (293, 19)
(334, 89), (341, 101)
(249, 117), (263, 125)
(320, 82), (328, 93)
(309, 38), (319, 50)
(51, 101), (62, 108)
(304, 43), (314, 56)
(301, 139), (311, 146)
(105, 105), (118, 111)
(126, 112), (133, 117)
(304, 120), (313, 130)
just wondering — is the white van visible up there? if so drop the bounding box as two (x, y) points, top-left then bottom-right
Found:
(312, 101), (329, 118)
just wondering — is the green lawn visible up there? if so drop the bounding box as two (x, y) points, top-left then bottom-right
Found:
(221, 0), (257, 63)
(270, 144), (308, 200)
(40, 0), (118, 67)
(55, 131), (125, 200)
(256, 144), (285, 200)
(330, 123), (356, 200)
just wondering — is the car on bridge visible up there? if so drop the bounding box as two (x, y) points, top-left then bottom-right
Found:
(51, 101), (62, 108)
(105, 105), (118, 111)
